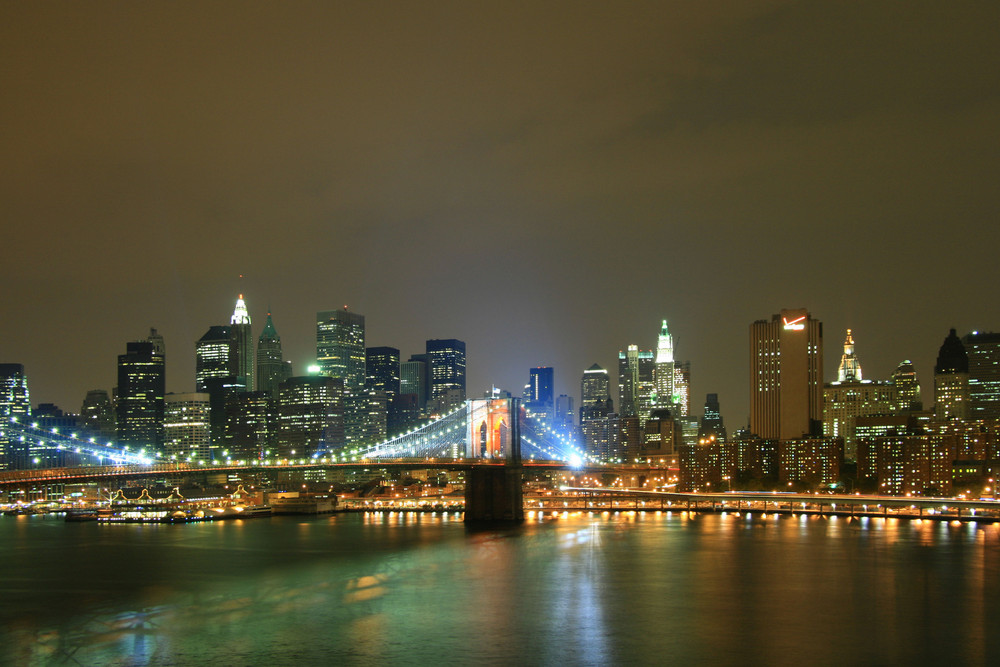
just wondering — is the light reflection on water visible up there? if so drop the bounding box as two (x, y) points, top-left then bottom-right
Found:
(1, 512), (999, 666)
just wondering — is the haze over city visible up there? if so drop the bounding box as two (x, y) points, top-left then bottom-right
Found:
(3, 2), (999, 423)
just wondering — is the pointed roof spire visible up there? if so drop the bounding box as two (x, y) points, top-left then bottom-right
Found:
(656, 318), (674, 364)
(837, 328), (862, 382)
(259, 310), (279, 342)
(231, 294), (251, 325)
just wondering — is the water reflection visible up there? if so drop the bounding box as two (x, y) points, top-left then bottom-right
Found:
(2, 512), (1000, 665)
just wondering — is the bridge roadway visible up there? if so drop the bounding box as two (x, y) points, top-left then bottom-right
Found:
(0, 459), (654, 488)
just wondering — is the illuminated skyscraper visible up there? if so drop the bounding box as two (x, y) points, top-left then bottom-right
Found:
(164, 392), (211, 461)
(655, 319), (675, 409)
(618, 346), (654, 422)
(317, 309), (366, 387)
(366, 347), (401, 398)
(526, 367), (554, 418)
(81, 389), (115, 440)
(891, 360), (922, 412)
(0, 364), (30, 422)
(256, 311), (291, 396)
(749, 308), (823, 441)
(580, 363), (612, 422)
(426, 339), (466, 413)
(934, 328), (969, 421)
(823, 330), (895, 460)
(116, 337), (166, 449)
(837, 329), (862, 382)
(672, 361), (690, 417)
(276, 375), (344, 457)
(196, 325), (231, 392)
(699, 393), (727, 442)
(961, 331), (1000, 420)
(618, 346), (639, 418)
(400, 357), (428, 414)
(229, 295), (253, 392)
(0, 364), (30, 470)
(316, 308), (366, 445)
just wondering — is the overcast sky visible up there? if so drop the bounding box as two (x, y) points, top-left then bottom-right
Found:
(3, 2), (999, 425)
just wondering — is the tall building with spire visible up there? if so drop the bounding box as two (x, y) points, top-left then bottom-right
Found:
(229, 294), (253, 392)
(256, 310), (290, 396)
(655, 319), (675, 410)
(823, 329), (895, 460)
(934, 328), (969, 421)
(837, 329), (862, 382)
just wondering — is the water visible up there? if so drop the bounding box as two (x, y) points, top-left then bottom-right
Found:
(2, 511), (999, 666)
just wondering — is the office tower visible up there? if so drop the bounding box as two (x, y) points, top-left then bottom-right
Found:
(934, 328), (970, 421)
(81, 389), (115, 440)
(316, 308), (366, 446)
(0, 364), (30, 421)
(619, 346), (655, 422)
(580, 364), (614, 458)
(366, 347), (401, 398)
(229, 295), (253, 391)
(655, 319), (675, 410)
(749, 308), (823, 441)
(822, 330), (896, 460)
(426, 339), (466, 412)
(196, 325), (231, 392)
(699, 393), (727, 442)
(226, 390), (272, 460)
(526, 367), (554, 417)
(672, 360), (690, 417)
(891, 360), (923, 412)
(163, 393), (211, 461)
(0, 364), (30, 470)
(555, 394), (575, 431)
(400, 357), (428, 413)
(116, 339), (166, 449)
(580, 364), (613, 421)
(641, 409), (682, 464)
(203, 376), (246, 446)
(257, 311), (291, 396)
(276, 375), (344, 457)
(962, 331), (1000, 420)
(366, 347), (399, 438)
(316, 308), (366, 386)
(619, 345), (639, 418)
(360, 389), (388, 445)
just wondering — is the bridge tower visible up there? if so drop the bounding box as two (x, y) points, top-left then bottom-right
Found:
(464, 398), (524, 523)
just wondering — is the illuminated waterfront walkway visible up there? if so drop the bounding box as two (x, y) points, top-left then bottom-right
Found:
(541, 488), (1000, 522)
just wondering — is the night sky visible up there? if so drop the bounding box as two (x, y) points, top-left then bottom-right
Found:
(3, 3), (999, 426)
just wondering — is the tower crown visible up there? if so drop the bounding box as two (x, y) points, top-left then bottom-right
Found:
(231, 294), (251, 325)
(259, 311), (279, 342)
(837, 328), (862, 382)
(656, 319), (674, 364)
(935, 328), (968, 374)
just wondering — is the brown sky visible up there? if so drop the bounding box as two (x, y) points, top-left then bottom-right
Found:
(3, 2), (999, 424)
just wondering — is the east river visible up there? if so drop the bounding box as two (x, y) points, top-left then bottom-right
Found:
(2, 511), (999, 666)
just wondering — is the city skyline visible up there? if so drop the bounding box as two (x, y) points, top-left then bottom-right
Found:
(3, 4), (999, 424)
(2, 290), (996, 428)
